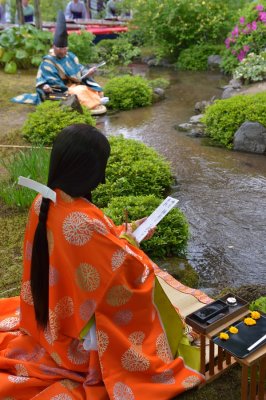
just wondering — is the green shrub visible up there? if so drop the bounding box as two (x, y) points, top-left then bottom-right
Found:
(233, 51), (266, 83)
(93, 135), (173, 207)
(202, 92), (266, 148)
(68, 31), (99, 65)
(177, 44), (223, 71)
(104, 75), (152, 110)
(249, 296), (266, 313)
(22, 101), (96, 145)
(148, 78), (170, 90)
(103, 195), (189, 257)
(0, 25), (52, 73)
(95, 34), (141, 66)
(0, 147), (50, 208)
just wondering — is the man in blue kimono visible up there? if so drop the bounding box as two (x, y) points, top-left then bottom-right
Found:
(12, 11), (107, 115)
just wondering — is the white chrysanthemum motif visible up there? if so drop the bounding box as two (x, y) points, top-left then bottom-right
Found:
(79, 299), (96, 321)
(124, 245), (139, 258)
(182, 375), (202, 389)
(60, 379), (80, 390)
(75, 263), (100, 291)
(111, 249), (127, 271)
(93, 219), (108, 235)
(55, 296), (74, 319)
(96, 330), (109, 357)
(25, 241), (32, 261)
(113, 310), (133, 326)
(59, 190), (73, 203)
(0, 317), (19, 331)
(51, 395), (73, 400)
(34, 195), (42, 215)
(67, 339), (90, 365)
(63, 212), (93, 246)
(74, 56), (79, 64)
(121, 348), (150, 372)
(21, 281), (33, 305)
(44, 310), (59, 344)
(47, 229), (54, 255)
(106, 285), (132, 307)
(49, 266), (59, 286)
(15, 364), (28, 377)
(8, 375), (29, 383)
(44, 65), (53, 72)
(51, 352), (62, 366)
(103, 215), (114, 228)
(128, 331), (145, 352)
(151, 369), (175, 384)
(113, 382), (135, 400)
(156, 333), (173, 364)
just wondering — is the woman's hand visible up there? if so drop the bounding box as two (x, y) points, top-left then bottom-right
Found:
(123, 218), (156, 242)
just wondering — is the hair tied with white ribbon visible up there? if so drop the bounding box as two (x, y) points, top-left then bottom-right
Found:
(18, 176), (56, 203)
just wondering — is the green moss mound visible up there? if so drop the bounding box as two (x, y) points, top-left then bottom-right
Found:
(103, 195), (189, 258)
(177, 44), (223, 71)
(22, 101), (96, 145)
(104, 75), (153, 110)
(202, 92), (266, 148)
(93, 135), (173, 207)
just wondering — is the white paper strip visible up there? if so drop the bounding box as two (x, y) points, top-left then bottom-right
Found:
(133, 196), (179, 243)
(18, 176), (56, 203)
(247, 334), (266, 352)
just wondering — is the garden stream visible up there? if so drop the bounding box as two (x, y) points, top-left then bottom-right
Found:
(99, 67), (266, 290)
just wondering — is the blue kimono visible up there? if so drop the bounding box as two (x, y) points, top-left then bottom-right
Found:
(11, 51), (102, 105)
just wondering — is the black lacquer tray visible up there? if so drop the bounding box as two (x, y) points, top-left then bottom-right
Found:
(193, 299), (229, 323)
(212, 314), (266, 358)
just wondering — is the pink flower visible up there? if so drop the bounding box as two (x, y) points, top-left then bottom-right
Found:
(243, 45), (250, 52)
(255, 4), (264, 11)
(251, 21), (257, 30)
(239, 16), (245, 24)
(231, 25), (239, 37)
(237, 50), (246, 62)
(259, 11), (266, 22)
(225, 37), (231, 49)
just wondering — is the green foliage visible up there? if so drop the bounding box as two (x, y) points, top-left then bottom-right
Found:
(103, 195), (189, 257)
(104, 75), (152, 110)
(202, 92), (266, 148)
(0, 25), (52, 73)
(0, 147), (50, 208)
(40, 0), (68, 22)
(221, 1), (266, 74)
(176, 44), (223, 71)
(22, 101), (96, 145)
(249, 296), (266, 313)
(93, 135), (173, 207)
(233, 51), (266, 83)
(95, 34), (141, 66)
(128, 0), (245, 60)
(68, 31), (99, 65)
(148, 77), (170, 90)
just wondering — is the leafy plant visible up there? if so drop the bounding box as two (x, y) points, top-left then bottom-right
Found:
(0, 25), (52, 73)
(0, 147), (50, 208)
(103, 195), (189, 257)
(22, 101), (96, 145)
(95, 34), (141, 66)
(176, 44), (223, 71)
(68, 30), (99, 65)
(93, 135), (173, 207)
(104, 75), (152, 110)
(148, 77), (170, 90)
(249, 296), (266, 313)
(233, 51), (266, 83)
(202, 92), (266, 148)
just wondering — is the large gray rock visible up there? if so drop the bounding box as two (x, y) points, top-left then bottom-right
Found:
(234, 121), (266, 154)
(207, 55), (222, 70)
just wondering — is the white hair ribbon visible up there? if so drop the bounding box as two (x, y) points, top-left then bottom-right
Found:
(18, 176), (56, 203)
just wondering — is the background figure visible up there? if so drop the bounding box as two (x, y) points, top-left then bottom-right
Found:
(105, 0), (117, 19)
(89, 0), (105, 19)
(15, 0), (34, 23)
(0, 3), (5, 23)
(65, 0), (88, 20)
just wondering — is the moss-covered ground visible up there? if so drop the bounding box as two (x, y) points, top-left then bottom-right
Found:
(0, 68), (264, 400)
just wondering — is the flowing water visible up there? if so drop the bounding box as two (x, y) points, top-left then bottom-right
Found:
(99, 67), (266, 289)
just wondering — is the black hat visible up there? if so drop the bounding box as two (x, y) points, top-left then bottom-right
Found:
(53, 11), (68, 48)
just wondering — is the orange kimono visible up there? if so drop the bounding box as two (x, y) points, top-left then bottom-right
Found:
(0, 190), (206, 399)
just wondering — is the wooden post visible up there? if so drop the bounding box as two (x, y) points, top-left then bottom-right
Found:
(33, 0), (42, 29)
(16, 0), (24, 24)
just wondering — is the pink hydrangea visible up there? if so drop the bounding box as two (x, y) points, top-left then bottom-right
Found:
(251, 21), (257, 31)
(255, 4), (264, 11)
(259, 11), (266, 22)
(231, 25), (239, 37)
(239, 16), (245, 24)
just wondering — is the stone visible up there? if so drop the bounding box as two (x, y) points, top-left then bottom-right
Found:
(153, 87), (165, 99)
(233, 121), (266, 154)
(176, 123), (194, 132)
(207, 55), (222, 70)
(60, 94), (83, 114)
(189, 114), (204, 124)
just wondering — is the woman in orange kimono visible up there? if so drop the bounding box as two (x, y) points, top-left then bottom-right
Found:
(0, 124), (205, 399)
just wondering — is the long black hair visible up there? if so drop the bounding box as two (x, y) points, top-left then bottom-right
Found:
(30, 124), (110, 328)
